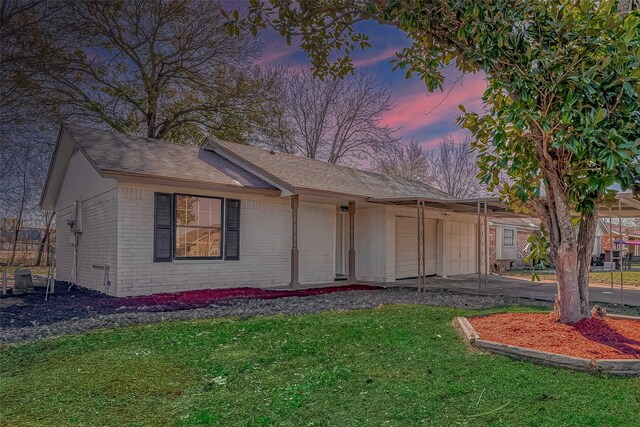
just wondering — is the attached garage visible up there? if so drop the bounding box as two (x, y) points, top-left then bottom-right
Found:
(395, 216), (437, 279)
(444, 220), (477, 275)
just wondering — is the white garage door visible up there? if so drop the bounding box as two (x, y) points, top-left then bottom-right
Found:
(395, 217), (437, 279)
(445, 221), (477, 275)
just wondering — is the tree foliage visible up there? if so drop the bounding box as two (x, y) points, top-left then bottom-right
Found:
(230, 0), (640, 322)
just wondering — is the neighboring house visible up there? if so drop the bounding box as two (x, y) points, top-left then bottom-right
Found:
(488, 218), (539, 270)
(597, 219), (640, 259)
(41, 124), (514, 297)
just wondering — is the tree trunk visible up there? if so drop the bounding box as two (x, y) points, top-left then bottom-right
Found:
(577, 212), (598, 315)
(535, 171), (593, 323)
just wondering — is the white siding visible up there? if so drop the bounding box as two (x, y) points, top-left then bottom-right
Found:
(354, 206), (388, 282)
(395, 216), (437, 279)
(444, 220), (477, 275)
(298, 202), (337, 284)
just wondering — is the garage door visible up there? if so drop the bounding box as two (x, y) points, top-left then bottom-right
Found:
(395, 217), (437, 279)
(445, 221), (477, 275)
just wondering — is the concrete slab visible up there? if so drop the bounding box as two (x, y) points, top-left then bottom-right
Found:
(390, 274), (640, 307)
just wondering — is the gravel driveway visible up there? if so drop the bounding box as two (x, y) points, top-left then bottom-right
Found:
(2, 286), (639, 345)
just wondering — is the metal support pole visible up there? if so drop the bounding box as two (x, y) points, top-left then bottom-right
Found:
(619, 198), (624, 305)
(348, 201), (356, 284)
(417, 201), (422, 291)
(290, 195), (299, 287)
(477, 201), (481, 288)
(421, 200), (426, 292)
(484, 201), (489, 287)
(609, 208), (613, 291)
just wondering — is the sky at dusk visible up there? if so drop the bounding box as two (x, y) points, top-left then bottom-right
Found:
(254, 20), (488, 149)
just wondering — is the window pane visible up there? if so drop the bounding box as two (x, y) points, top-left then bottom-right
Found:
(175, 195), (221, 227)
(175, 226), (221, 258)
(503, 229), (514, 246)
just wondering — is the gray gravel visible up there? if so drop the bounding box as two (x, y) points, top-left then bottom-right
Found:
(2, 287), (639, 345)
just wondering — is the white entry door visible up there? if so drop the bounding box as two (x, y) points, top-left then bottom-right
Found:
(445, 221), (477, 275)
(395, 216), (437, 279)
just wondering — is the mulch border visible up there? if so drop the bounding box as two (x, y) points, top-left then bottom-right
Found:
(455, 313), (640, 377)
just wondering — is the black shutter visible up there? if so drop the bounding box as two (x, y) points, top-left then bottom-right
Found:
(154, 193), (173, 262)
(225, 199), (240, 260)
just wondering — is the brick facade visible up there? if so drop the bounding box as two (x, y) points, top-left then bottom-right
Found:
(115, 186), (337, 297)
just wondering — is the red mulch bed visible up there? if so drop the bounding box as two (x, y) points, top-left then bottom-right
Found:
(117, 284), (380, 310)
(469, 313), (640, 360)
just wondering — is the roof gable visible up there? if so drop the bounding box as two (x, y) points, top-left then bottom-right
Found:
(41, 125), (278, 209)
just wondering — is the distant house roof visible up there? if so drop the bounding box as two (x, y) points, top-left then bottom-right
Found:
(206, 139), (454, 200)
(599, 219), (640, 238)
(490, 217), (540, 230)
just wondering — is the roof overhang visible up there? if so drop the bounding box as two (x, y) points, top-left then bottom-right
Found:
(367, 196), (527, 217)
(368, 193), (640, 219)
(607, 192), (640, 218)
(103, 170), (282, 197)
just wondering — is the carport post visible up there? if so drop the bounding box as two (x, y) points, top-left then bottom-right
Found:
(477, 201), (481, 288)
(416, 200), (422, 291)
(290, 195), (299, 287)
(484, 201), (488, 287)
(421, 200), (426, 291)
(348, 201), (356, 284)
(609, 207), (614, 291)
(619, 198), (624, 305)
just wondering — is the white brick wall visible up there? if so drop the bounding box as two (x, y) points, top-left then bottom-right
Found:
(115, 186), (336, 296)
(77, 190), (118, 294)
(55, 191), (118, 295)
(54, 151), (118, 295)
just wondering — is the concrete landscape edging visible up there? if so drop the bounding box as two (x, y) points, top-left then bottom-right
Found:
(455, 314), (640, 377)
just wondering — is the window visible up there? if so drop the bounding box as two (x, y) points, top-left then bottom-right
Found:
(153, 193), (241, 261)
(503, 228), (515, 247)
(175, 194), (223, 259)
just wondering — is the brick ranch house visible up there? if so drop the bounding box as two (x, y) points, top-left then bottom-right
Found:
(41, 124), (539, 297)
(596, 219), (640, 261)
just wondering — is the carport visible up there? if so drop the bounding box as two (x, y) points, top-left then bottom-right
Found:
(368, 192), (640, 300)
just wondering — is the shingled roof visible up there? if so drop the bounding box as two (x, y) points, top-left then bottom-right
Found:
(43, 124), (456, 209)
(207, 139), (455, 200)
(62, 124), (276, 190)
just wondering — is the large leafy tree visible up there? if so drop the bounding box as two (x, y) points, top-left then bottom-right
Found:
(230, 0), (640, 323)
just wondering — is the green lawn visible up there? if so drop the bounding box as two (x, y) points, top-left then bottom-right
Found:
(2, 305), (639, 426)
(506, 269), (640, 287)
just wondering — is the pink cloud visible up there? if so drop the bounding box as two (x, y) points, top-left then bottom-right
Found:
(381, 73), (487, 133)
(419, 129), (472, 148)
(352, 47), (398, 68)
